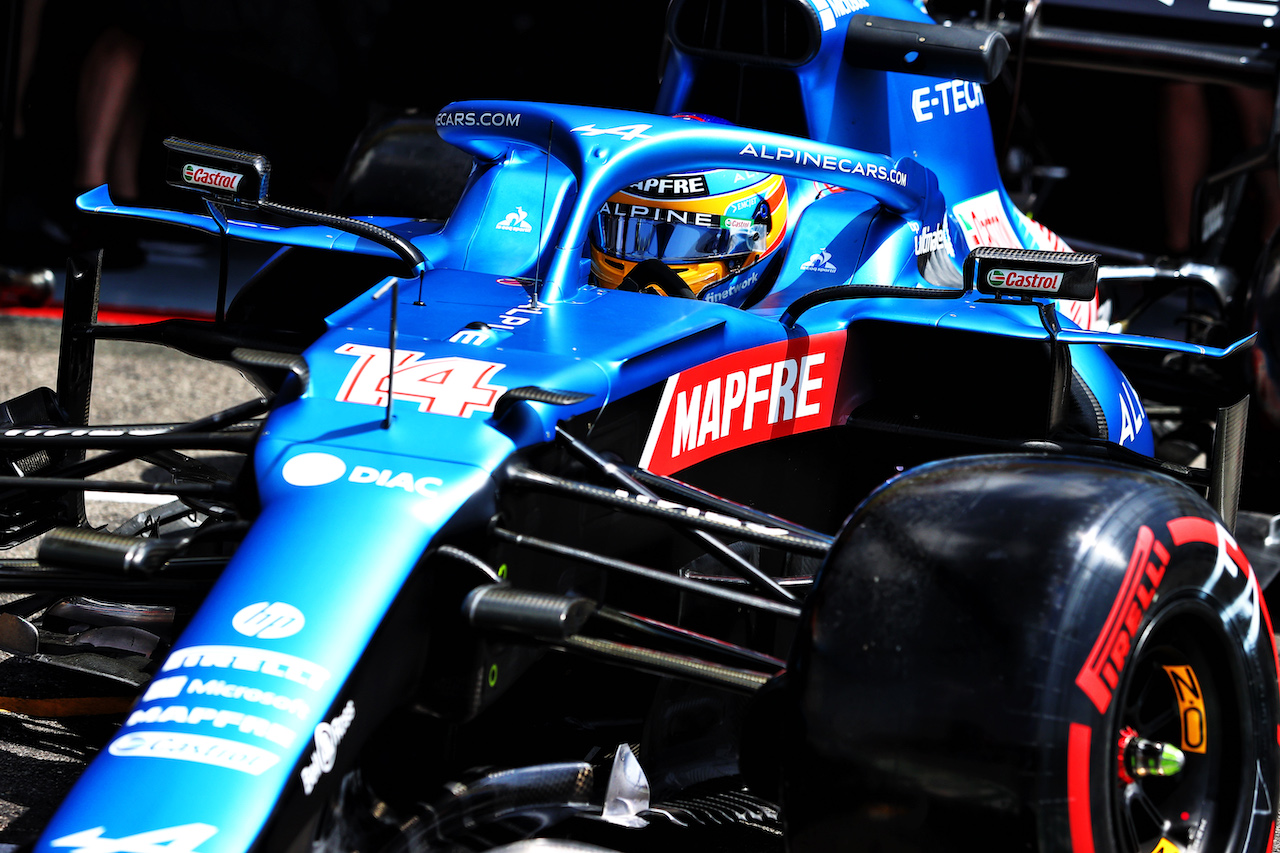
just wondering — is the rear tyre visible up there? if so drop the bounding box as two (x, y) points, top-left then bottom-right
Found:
(769, 454), (1280, 853)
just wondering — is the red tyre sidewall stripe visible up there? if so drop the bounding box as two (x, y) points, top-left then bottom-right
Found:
(1068, 722), (1095, 853)
(1250, 553), (1280, 679)
(1261, 584), (1280, 678)
(1167, 515), (1280, 676)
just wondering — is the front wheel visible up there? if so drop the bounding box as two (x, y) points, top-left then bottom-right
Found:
(765, 454), (1280, 853)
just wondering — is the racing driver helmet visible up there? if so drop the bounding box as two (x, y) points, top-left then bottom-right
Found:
(590, 167), (789, 308)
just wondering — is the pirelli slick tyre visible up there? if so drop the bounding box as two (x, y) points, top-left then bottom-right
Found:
(773, 454), (1280, 853)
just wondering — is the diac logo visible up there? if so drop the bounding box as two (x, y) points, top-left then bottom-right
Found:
(281, 452), (346, 487)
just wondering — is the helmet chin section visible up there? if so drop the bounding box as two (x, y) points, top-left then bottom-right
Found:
(667, 260), (729, 296)
(591, 254), (729, 297)
(591, 254), (634, 290)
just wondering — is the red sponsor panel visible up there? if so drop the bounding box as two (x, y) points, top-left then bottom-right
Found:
(1075, 525), (1169, 714)
(640, 331), (853, 476)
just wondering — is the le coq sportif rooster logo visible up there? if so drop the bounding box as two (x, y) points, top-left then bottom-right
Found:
(496, 206), (533, 233)
(801, 248), (837, 274)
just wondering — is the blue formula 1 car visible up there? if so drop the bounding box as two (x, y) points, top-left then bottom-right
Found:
(0, 1), (1277, 852)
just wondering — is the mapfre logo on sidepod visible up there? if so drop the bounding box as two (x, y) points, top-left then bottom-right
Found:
(640, 331), (855, 476)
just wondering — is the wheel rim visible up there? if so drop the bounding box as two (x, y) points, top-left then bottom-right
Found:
(1109, 601), (1250, 853)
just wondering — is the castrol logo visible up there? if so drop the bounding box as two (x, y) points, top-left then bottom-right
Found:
(182, 163), (243, 192)
(986, 268), (1063, 293)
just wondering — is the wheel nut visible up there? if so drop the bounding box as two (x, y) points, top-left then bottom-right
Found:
(1122, 729), (1186, 779)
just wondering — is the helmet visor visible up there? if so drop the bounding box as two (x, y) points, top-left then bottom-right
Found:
(592, 208), (768, 264)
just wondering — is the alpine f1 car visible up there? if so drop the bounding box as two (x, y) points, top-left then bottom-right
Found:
(0, 1), (1276, 852)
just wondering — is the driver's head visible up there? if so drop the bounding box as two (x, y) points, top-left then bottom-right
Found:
(589, 167), (788, 307)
